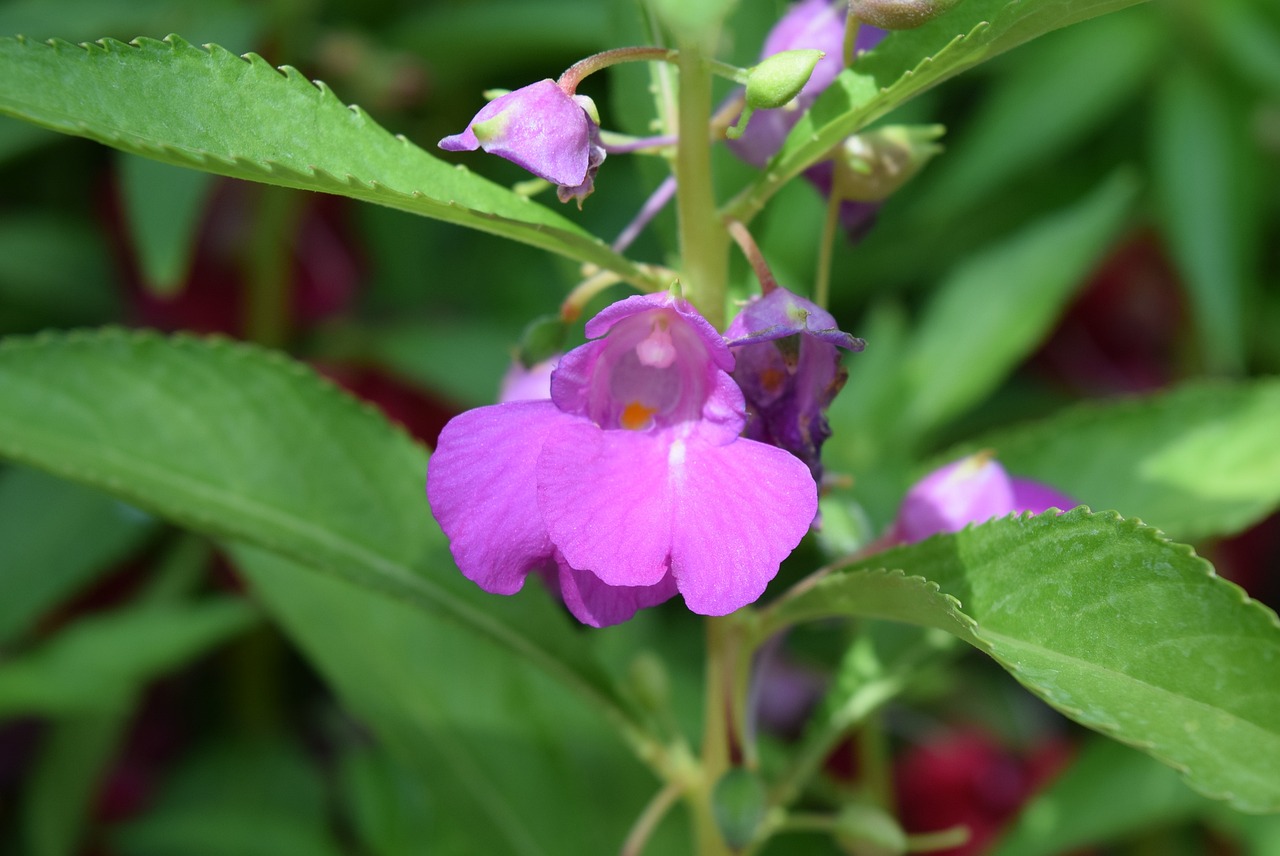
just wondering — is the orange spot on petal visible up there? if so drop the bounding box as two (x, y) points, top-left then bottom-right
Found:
(621, 401), (657, 430)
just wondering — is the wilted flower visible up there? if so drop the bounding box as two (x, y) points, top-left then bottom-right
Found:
(892, 453), (1076, 543)
(725, 286), (864, 483)
(427, 293), (817, 627)
(439, 79), (606, 203)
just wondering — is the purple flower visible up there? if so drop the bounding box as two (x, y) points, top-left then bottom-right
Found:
(439, 79), (606, 203)
(498, 356), (559, 403)
(725, 287), (864, 482)
(893, 454), (1076, 544)
(727, 0), (886, 168)
(427, 293), (817, 627)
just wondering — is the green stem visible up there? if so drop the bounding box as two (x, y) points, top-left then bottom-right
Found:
(621, 780), (685, 856)
(857, 710), (895, 812)
(673, 40), (729, 327)
(815, 187), (842, 308)
(558, 46), (747, 94)
(691, 616), (734, 856)
(243, 186), (300, 348)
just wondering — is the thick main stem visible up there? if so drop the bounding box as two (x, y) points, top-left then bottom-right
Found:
(673, 40), (729, 328)
(690, 616), (734, 856)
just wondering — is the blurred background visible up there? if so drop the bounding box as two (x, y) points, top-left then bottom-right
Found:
(1, 0), (1278, 853)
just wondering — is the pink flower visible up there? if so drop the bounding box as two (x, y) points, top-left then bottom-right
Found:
(893, 454), (1076, 544)
(439, 79), (605, 203)
(497, 356), (559, 403)
(427, 293), (818, 627)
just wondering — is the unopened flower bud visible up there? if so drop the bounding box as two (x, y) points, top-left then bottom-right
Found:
(834, 803), (908, 856)
(849, 0), (966, 30)
(831, 124), (944, 202)
(712, 768), (768, 850)
(747, 49), (826, 110)
(627, 651), (671, 717)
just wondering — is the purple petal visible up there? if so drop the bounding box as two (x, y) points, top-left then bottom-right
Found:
(725, 286), (865, 350)
(669, 432), (817, 615)
(551, 558), (679, 628)
(727, 2), (887, 168)
(582, 293), (734, 371)
(438, 79), (590, 187)
(426, 401), (571, 593)
(538, 423), (675, 588)
(1011, 479), (1077, 515)
(895, 455), (1016, 544)
(498, 357), (557, 403)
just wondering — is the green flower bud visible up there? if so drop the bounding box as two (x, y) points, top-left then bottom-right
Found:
(627, 651), (671, 716)
(831, 124), (944, 202)
(746, 49), (826, 110)
(834, 803), (908, 856)
(712, 768), (768, 850)
(849, 0), (966, 30)
(516, 314), (568, 368)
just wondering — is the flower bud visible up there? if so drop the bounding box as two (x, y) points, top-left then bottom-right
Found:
(849, 0), (966, 30)
(746, 49), (826, 110)
(712, 768), (768, 850)
(834, 803), (908, 856)
(831, 124), (944, 202)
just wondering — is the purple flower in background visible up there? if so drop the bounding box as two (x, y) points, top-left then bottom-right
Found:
(892, 454), (1076, 544)
(439, 79), (605, 203)
(427, 293), (817, 627)
(498, 356), (559, 403)
(728, 0), (862, 167)
(725, 287), (864, 483)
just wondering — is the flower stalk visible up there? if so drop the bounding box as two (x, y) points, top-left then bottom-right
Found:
(673, 39), (729, 327)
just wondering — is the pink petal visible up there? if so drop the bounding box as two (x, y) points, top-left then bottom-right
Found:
(537, 424), (674, 588)
(550, 557), (678, 628)
(895, 455), (1016, 544)
(1011, 478), (1076, 515)
(669, 433), (817, 615)
(426, 401), (570, 594)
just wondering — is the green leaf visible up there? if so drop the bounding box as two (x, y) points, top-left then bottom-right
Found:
(234, 545), (686, 854)
(0, 329), (638, 734)
(0, 465), (155, 646)
(916, 7), (1162, 217)
(766, 510), (1280, 813)
(898, 171), (1135, 439)
(334, 745), (437, 856)
(726, 0), (1151, 220)
(109, 738), (345, 856)
(0, 597), (257, 716)
(119, 154), (216, 295)
(990, 737), (1209, 856)
(964, 379), (1280, 542)
(1152, 62), (1256, 374)
(0, 35), (656, 290)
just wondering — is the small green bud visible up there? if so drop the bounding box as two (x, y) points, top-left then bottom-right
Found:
(712, 768), (768, 850)
(834, 803), (908, 856)
(516, 314), (568, 368)
(849, 0), (966, 30)
(745, 49), (825, 110)
(831, 124), (944, 202)
(627, 651), (670, 715)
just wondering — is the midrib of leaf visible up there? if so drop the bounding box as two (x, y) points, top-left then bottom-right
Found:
(0, 35), (658, 290)
(981, 627), (1280, 797)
